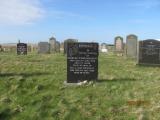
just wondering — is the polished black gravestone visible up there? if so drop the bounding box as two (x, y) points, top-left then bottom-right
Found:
(138, 39), (160, 65)
(17, 43), (27, 55)
(67, 42), (99, 83)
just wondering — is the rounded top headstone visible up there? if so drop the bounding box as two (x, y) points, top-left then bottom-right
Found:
(127, 34), (138, 39)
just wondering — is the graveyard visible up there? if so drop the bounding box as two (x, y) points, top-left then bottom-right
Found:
(0, 51), (160, 120)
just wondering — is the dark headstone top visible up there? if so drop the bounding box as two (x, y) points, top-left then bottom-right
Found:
(138, 39), (160, 65)
(17, 43), (27, 55)
(67, 42), (99, 83)
(64, 39), (78, 54)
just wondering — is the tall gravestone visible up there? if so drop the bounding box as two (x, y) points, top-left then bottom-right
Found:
(49, 37), (56, 53)
(55, 41), (60, 53)
(126, 34), (138, 58)
(67, 42), (99, 83)
(17, 43), (27, 55)
(138, 39), (160, 65)
(115, 36), (124, 52)
(64, 39), (78, 54)
(38, 42), (50, 54)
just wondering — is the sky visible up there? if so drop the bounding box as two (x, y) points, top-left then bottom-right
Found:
(0, 0), (160, 44)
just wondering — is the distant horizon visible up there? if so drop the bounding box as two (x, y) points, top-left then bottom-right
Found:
(0, 0), (160, 44)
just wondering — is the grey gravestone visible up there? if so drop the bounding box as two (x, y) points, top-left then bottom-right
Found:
(115, 36), (123, 52)
(138, 39), (160, 65)
(126, 34), (138, 58)
(49, 37), (56, 53)
(67, 42), (99, 83)
(38, 42), (50, 54)
(17, 43), (27, 55)
(64, 39), (78, 54)
(55, 41), (60, 53)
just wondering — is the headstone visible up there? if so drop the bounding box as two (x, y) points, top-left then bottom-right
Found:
(49, 37), (56, 53)
(38, 42), (50, 54)
(64, 39), (78, 54)
(106, 44), (114, 52)
(138, 39), (160, 65)
(101, 43), (108, 53)
(115, 36), (124, 51)
(55, 41), (60, 53)
(126, 34), (138, 58)
(17, 43), (27, 55)
(67, 42), (99, 83)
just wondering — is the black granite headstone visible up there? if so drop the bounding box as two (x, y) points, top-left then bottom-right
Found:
(67, 42), (99, 83)
(138, 39), (160, 65)
(17, 43), (27, 55)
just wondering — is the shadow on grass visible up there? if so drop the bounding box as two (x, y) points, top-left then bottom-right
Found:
(0, 72), (52, 78)
(136, 64), (160, 67)
(97, 78), (137, 83)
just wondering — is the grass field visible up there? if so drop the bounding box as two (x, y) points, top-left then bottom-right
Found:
(0, 53), (160, 120)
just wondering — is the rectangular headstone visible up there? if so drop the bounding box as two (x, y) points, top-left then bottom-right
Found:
(126, 34), (138, 58)
(138, 39), (160, 65)
(17, 43), (27, 55)
(38, 42), (50, 54)
(67, 42), (99, 83)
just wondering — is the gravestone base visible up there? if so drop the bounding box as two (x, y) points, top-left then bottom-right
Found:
(64, 80), (88, 86)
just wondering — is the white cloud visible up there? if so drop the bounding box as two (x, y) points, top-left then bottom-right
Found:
(48, 10), (89, 20)
(0, 0), (45, 25)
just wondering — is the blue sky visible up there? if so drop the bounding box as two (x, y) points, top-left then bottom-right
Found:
(0, 0), (160, 44)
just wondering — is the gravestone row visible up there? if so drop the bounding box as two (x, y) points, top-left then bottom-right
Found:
(38, 36), (60, 54)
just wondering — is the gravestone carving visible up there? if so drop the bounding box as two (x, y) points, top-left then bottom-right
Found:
(138, 39), (160, 65)
(67, 42), (99, 83)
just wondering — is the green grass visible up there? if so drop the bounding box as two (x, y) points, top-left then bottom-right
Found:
(0, 52), (160, 120)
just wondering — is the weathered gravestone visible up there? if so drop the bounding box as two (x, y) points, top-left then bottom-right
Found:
(38, 42), (50, 54)
(126, 34), (138, 58)
(138, 39), (160, 65)
(49, 37), (56, 53)
(67, 42), (99, 83)
(17, 43), (27, 55)
(55, 41), (60, 53)
(115, 36), (124, 52)
(64, 39), (78, 54)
